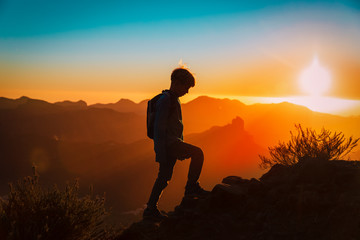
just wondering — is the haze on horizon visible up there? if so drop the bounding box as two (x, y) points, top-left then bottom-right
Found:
(1, 0), (360, 115)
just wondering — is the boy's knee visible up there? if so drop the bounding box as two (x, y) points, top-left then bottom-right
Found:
(194, 146), (204, 160)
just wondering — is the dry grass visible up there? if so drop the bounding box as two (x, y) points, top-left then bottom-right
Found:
(259, 124), (359, 169)
(0, 167), (120, 240)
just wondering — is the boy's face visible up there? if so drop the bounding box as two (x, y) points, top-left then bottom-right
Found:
(175, 83), (191, 97)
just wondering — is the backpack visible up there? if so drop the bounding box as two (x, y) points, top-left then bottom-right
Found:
(146, 91), (172, 139)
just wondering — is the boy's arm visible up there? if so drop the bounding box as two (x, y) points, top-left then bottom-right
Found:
(153, 94), (170, 163)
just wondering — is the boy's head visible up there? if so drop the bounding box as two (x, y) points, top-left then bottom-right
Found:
(170, 68), (195, 97)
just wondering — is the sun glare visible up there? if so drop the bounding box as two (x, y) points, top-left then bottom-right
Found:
(299, 56), (331, 96)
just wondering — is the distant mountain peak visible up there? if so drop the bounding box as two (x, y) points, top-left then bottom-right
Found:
(0, 96), (53, 110)
(116, 98), (135, 104)
(231, 116), (244, 128)
(89, 98), (147, 115)
(188, 95), (246, 106)
(54, 100), (87, 109)
(18, 96), (30, 100)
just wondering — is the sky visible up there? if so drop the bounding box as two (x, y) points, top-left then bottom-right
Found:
(0, 0), (360, 115)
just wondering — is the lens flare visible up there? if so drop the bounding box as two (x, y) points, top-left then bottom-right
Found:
(299, 56), (331, 96)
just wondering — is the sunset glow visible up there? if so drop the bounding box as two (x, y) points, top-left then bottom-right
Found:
(299, 56), (331, 96)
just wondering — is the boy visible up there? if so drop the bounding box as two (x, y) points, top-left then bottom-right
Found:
(143, 68), (209, 220)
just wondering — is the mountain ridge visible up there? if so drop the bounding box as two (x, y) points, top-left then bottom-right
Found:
(1, 95), (359, 155)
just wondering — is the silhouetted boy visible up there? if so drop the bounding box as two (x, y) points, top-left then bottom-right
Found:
(143, 68), (209, 220)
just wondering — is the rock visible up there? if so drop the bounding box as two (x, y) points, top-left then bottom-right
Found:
(178, 195), (201, 211)
(259, 164), (290, 183)
(118, 160), (360, 240)
(212, 183), (246, 197)
(117, 220), (161, 240)
(222, 176), (248, 185)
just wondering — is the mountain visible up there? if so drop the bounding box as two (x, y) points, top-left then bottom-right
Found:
(90, 98), (147, 115)
(119, 159), (360, 240)
(54, 99), (87, 110)
(50, 95), (360, 152)
(0, 96), (146, 144)
(243, 102), (360, 149)
(0, 96), (64, 115)
(187, 117), (266, 181)
(0, 96), (33, 109)
(0, 96), (86, 111)
(182, 96), (247, 134)
(182, 97), (360, 155)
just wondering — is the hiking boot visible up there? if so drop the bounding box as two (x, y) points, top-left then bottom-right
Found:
(143, 206), (168, 221)
(185, 182), (210, 197)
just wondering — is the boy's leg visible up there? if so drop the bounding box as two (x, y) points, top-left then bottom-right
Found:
(146, 157), (177, 209)
(168, 141), (204, 186)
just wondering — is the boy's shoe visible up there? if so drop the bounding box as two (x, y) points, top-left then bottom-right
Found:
(185, 182), (210, 197)
(143, 207), (168, 221)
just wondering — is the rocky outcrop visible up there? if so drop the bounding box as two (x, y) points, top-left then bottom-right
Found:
(119, 160), (360, 240)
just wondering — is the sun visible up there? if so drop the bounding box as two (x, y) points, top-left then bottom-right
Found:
(299, 56), (331, 96)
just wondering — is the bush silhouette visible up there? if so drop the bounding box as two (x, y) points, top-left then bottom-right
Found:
(0, 168), (118, 240)
(259, 124), (359, 169)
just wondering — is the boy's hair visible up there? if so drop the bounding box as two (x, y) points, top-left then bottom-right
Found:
(171, 68), (195, 87)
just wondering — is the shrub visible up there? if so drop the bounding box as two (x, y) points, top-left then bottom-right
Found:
(0, 168), (119, 240)
(259, 124), (359, 169)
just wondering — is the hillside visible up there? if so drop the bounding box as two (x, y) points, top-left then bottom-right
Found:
(0, 96), (146, 144)
(119, 159), (360, 240)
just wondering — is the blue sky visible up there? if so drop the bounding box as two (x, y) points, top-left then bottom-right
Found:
(1, 0), (359, 37)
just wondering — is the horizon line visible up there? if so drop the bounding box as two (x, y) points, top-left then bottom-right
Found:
(1, 94), (360, 118)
